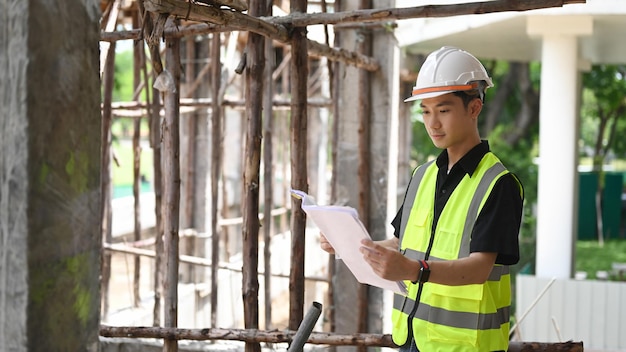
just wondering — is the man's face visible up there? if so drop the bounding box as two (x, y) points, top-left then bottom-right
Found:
(419, 93), (481, 151)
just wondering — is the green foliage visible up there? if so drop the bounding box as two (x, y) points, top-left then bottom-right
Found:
(113, 49), (134, 102)
(488, 127), (539, 274)
(576, 240), (626, 281)
(581, 65), (626, 159)
(112, 140), (154, 188)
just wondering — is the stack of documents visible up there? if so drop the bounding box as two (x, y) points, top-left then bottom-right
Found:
(291, 189), (407, 295)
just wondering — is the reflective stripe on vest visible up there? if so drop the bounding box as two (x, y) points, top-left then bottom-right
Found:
(391, 153), (514, 350)
(393, 293), (511, 330)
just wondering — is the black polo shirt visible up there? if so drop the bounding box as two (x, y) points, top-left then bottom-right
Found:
(391, 140), (523, 265)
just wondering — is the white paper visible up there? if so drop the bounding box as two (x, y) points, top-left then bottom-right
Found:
(291, 189), (407, 295)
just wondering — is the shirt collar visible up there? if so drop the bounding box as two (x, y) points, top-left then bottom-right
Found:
(436, 140), (490, 177)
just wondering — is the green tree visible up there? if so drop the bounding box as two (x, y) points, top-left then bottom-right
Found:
(581, 65), (626, 167)
(580, 65), (626, 244)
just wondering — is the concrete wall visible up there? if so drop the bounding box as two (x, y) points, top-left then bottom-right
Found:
(333, 0), (401, 346)
(0, 0), (102, 350)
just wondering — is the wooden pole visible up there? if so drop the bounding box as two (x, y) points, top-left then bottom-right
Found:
(132, 10), (144, 308)
(137, 0), (165, 327)
(150, 73), (165, 328)
(100, 326), (585, 352)
(210, 31), (223, 328)
(262, 1), (275, 329)
(356, 0), (372, 345)
(242, 0), (265, 346)
(161, 22), (182, 352)
(326, 0), (342, 337)
(181, 36), (197, 285)
(288, 0), (309, 331)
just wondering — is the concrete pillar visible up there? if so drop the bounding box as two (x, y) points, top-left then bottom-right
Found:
(333, 0), (400, 345)
(0, 0), (102, 350)
(527, 16), (592, 279)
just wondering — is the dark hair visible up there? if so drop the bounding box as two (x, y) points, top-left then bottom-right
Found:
(452, 81), (487, 107)
(452, 89), (481, 108)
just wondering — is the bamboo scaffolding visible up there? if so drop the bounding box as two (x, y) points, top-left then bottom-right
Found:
(99, 0), (588, 348)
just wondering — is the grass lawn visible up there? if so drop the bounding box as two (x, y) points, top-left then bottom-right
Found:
(111, 139), (154, 198)
(575, 239), (626, 280)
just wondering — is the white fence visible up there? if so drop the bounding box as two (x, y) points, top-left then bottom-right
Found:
(515, 274), (626, 351)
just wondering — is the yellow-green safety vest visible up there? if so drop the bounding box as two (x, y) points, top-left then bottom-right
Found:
(391, 152), (520, 352)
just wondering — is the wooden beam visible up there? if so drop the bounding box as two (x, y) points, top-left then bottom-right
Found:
(100, 326), (584, 352)
(269, 0), (586, 27)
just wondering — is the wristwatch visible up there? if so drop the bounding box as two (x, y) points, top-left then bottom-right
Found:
(417, 260), (430, 283)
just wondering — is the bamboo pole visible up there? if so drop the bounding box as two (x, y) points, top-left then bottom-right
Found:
(288, 0), (309, 332)
(242, 0), (265, 348)
(210, 31), (223, 329)
(161, 22), (182, 352)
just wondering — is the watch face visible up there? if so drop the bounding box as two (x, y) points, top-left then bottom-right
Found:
(420, 267), (430, 283)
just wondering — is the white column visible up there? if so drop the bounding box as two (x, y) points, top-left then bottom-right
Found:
(535, 36), (578, 279)
(528, 16), (592, 279)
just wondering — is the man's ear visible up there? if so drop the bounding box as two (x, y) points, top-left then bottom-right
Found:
(470, 98), (483, 119)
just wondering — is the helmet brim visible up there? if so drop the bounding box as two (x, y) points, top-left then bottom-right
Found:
(403, 90), (453, 103)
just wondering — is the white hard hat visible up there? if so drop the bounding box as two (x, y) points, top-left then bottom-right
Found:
(405, 46), (494, 102)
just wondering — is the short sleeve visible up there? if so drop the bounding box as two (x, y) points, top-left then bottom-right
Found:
(469, 173), (524, 265)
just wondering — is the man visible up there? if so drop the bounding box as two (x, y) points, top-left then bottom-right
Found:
(320, 46), (524, 351)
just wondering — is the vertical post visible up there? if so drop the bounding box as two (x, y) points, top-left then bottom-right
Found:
(132, 10), (143, 308)
(210, 31), (223, 328)
(162, 24), (182, 352)
(263, 12), (275, 330)
(528, 16), (592, 279)
(356, 0), (372, 344)
(536, 35), (579, 279)
(243, 0), (265, 348)
(136, 0), (165, 327)
(289, 0), (309, 330)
